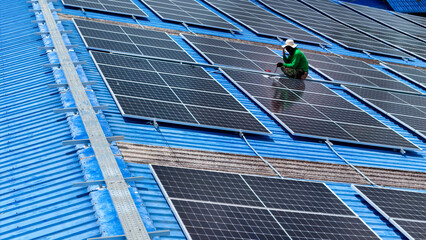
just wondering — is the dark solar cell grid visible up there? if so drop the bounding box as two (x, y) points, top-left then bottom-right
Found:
(97, 65), (166, 85)
(106, 79), (180, 103)
(343, 2), (426, 41)
(346, 86), (426, 142)
(160, 74), (228, 94)
(272, 211), (380, 240)
(140, 0), (240, 31)
(355, 186), (426, 221)
(393, 219), (426, 240)
(243, 176), (354, 215)
(258, 0), (407, 58)
(385, 64), (426, 89)
(117, 96), (197, 123)
(303, 0), (426, 61)
(222, 70), (418, 149)
(153, 165), (263, 207)
(74, 19), (195, 62)
(305, 52), (419, 93)
(203, 0), (328, 45)
(172, 200), (291, 240)
(183, 34), (280, 71)
(92, 52), (269, 134)
(173, 88), (246, 111)
(187, 106), (269, 133)
(62, 0), (148, 17)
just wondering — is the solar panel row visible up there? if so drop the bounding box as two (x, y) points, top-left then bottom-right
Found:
(223, 69), (419, 150)
(342, 2), (426, 42)
(91, 51), (269, 134)
(384, 64), (426, 89)
(302, 0), (426, 61)
(353, 185), (426, 240)
(139, 0), (241, 32)
(345, 86), (426, 141)
(153, 165), (380, 240)
(304, 52), (420, 94)
(182, 34), (282, 72)
(258, 0), (409, 58)
(62, 0), (147, 17)
(394, 12), (426, 29)
(74, 19), (195, 62)
(203, 0), (329, 45)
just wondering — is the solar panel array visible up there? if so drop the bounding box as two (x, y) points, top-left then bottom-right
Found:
(90, 51), (269, 134)
(304, 52), (420, 94)
(74, 19), (195, 62)
(202, 0), (329, 45)
(139, 0), (241, 32)
(258, 0), (408, 58)
(353, 185), (426, 240)
(222, 69), (419, 150)
(345, 86), (426, 141)
(302, 0), (426, 61)
(62, 0), (147, 17)
(384, 64), (426, 89)
(183, 34), (282, 72)
(342, 2), (426, 42)
(153, 165), (380, 240)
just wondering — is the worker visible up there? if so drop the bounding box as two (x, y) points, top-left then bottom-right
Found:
(276, 39), (309, 80)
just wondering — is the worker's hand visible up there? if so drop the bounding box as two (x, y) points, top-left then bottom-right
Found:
(276, 63), (283, 67)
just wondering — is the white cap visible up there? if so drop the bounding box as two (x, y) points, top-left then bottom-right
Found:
(283, 39), (297, 48)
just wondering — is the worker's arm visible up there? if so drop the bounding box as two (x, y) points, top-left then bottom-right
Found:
(283, 51), (301, 68)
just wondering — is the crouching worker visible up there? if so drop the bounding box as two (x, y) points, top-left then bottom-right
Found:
(276, 39), (309, 80)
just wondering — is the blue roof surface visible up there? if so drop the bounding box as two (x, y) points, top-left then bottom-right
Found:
(385, 0), (426, 13)
(2, 0), (426, 239)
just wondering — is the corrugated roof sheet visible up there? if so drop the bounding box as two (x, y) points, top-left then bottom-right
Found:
(0, 3), (100, 239)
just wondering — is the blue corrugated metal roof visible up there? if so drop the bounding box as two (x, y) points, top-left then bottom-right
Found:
(0, 3), (100, 239)
(385, 0), (426, 13)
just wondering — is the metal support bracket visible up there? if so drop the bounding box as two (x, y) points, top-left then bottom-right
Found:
(48, 81), (97, 88)
(43, 61), (86, 67)
(35, 30), (71, 35)
(27, 0), (56, 2)
(39, 45), (79, 50)
(53, 105), (108, 113)
(87, 231), (170, 240)
(32, 19), (60, 23)
(30, 8), (61, 12)
(62, 136), (124, 145)
(152, 119), (159, 129)
(73, 176), (145, 187)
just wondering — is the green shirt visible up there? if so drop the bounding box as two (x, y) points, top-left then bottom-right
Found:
(283, 48), (309, 72)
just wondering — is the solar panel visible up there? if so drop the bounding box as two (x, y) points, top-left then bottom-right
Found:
(342, 2), (426, 42)
(272, 210), (380, 240)
(222, 69), (420, 150)
(242, 175), (355, 215)
(301, 0), (426, 61)
(394, 12), (426, 29)
(152, 165), (380, 240)
(172, 200), (291, 240)
(138, 0), (240, 32)
(383, 64), (426, 89)
(304, 52), (420, 94)
(91, 51), (270, 134)
(202, 0), (329, 45)
(152, 165), (263, 207)
(62, 0), (148, 17)
(74, 19), (195, 62)
(345, 86), (426, 142)
(353, 185), (426, 240)
(182, 34), (282, 72)
(258, 0), (408, 58)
